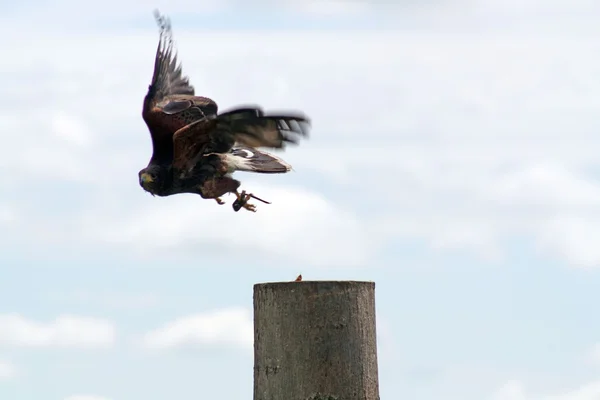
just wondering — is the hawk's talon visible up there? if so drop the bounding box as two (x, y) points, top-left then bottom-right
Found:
(215, 197), (225, 205)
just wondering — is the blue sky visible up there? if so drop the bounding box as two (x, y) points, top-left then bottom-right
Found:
(2, 1), (600, 399)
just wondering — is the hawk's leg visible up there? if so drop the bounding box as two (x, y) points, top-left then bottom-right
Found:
(232, 190), (271, 213)
(197, 177), (241, 207)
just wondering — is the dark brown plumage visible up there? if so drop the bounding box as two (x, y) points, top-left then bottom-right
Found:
(138, 10), (311, 211)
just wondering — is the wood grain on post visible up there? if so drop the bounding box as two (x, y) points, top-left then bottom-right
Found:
(253, 281), (380, 400)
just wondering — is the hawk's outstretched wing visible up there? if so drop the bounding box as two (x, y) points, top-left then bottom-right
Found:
(218, 107), (310, 149)
(171, 106), (310, 173)
(142, 10), (217, 163)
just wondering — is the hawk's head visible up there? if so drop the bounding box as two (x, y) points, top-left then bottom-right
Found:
(138, 166), (162, 195)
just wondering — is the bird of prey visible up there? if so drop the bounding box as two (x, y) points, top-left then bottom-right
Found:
(138, 10), (310, 212)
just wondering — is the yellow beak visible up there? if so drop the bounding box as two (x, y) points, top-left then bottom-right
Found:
(140, 173), (154, 184)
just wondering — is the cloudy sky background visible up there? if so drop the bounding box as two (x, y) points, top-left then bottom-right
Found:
(2, 0), (600, 399)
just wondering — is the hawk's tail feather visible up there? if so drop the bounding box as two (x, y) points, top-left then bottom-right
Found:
(217, 106), (310, 149)
(224, 147), (292, 174)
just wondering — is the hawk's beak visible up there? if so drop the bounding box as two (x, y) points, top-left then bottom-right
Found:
(140, 173), (154, 184)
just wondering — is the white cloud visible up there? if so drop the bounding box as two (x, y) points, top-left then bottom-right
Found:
(141, 307), (253, 350)
(76, 182), (371, 267)
(0, 205), (17, 224)
(0, 314), (116, 348)
(534, 215), (600, 268)
(51, 112), (94, 148)
(483, 164), (600, 208)
(0, 360), (16, 380)
(491, 380), (527, 400)
(0, 111), (97, 183)
(551, 382), (600, 400)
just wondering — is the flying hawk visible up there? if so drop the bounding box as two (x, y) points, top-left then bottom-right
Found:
(139, 10), (310, 212)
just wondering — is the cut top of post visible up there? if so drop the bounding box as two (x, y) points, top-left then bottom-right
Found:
(254, 280), (375, 291)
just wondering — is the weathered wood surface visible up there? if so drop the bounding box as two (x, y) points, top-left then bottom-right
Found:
(253, 281), (380, 400)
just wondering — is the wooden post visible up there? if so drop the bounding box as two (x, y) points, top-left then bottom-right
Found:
(253, 281), (380, 400)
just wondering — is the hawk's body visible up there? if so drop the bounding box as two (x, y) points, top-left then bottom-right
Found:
(138, 11), (310, 210)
